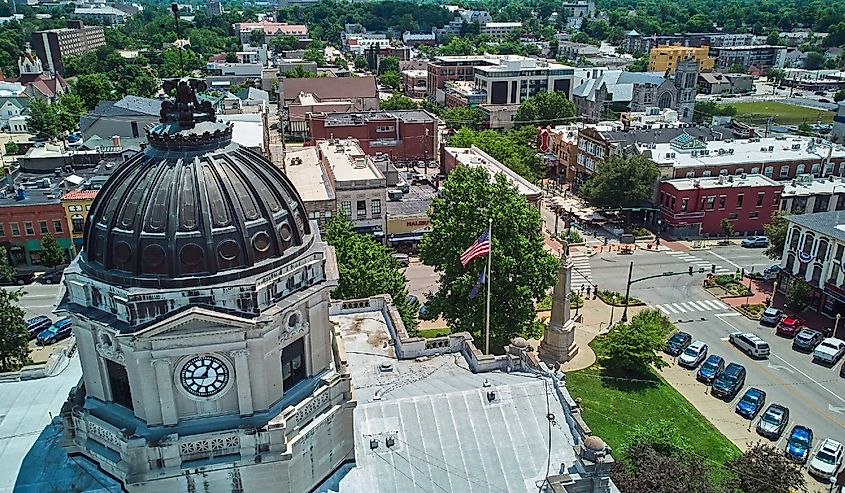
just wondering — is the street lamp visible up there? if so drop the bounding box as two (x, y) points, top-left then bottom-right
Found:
(620, 261), (634, 323)
(771, 280), (779, 308)
(835, 313), (842, 337)
(828, 475), (837, 493)
(655, 219), (662, 247)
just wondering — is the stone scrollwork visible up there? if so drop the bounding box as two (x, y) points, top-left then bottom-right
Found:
(96, 333), (125, 364)
(278, 321), (309, 346)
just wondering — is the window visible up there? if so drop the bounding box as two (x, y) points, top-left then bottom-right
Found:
(705, 196), (715, 209)
(718, 196), (726, 209)
(375, 125), (395, 133)
(71, 214), (84, 232)
(728, 213), (738, 220)
(764, 166), (773, 177)
(749, 211), (759, 219)
(719, 169), (728, 176)
(308, 211), (319, 219)
(811, 163), (820, 175)
(281, 337), (306, 391)
(325, 210), (332, 219)
(751, 167), (760, 174)
(836, 194), (845, 211)
(796, 164), (805, 175)
(702, 170), (712, 177)
(106, 359), (133, 411)
(685, 171), (694, 178)
(24, 222), (33, 236)
(39, 221), (48, 234)
(735, 169), (744, 175)
(681, 198), (688, 212)
(736, 194), (744, 208)
(780, 166), (789, 178)
(813, 195), (830, 213)
(0, 223), (5, 236)
(756, 192), (764, 207)
(53, 220), (63, 233)
(341, 201), (352, 217)
(68, 205), (82, 212)
(371, 199), (381, 216)
(356, 200), (366, 217)
(10, 223), (19, 237)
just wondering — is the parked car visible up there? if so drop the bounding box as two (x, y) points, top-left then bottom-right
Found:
(763, 264), (781, 281)
(665, 331), (692, 356)
(820, 98), (832, 103)
(35, 317), (73, 345)
(392, 253), (410, 268)
(406, 294), (420, 310)
(793, 329), (825, 352)
(735, 387), (767, 419)
(37, 270), (64, 284)
(786, 425), (815, 464)
(711, 362), (746, 400)
(678, 340), (708, 369)
(418, 304), (434, 320)
(840, 360), (845, 379)
(0, 272), (34, 286)
(776, 315), (804, 337)
(809, 439), (844, 478)
(25, 315), (53, 339)
(756, 404), (790, 439)
(813, 338), (845, 364)
(729, 331), (770, 358)
(696, 354), (725, 384)
(741, 236), (769, 248)
(760, 307), (783, 326)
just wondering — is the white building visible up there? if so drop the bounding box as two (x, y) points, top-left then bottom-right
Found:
(560, 0), (596, 29)
(473, 55), (575, 105)
(780, 174), (845, 214)
(443, 145), (542, 202)
(480, 22), (522, 40)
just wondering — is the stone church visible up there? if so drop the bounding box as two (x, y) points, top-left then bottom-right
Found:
(60, 79), (355, 492)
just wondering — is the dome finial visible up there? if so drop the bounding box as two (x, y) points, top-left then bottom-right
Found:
(160, 78), (217, 129)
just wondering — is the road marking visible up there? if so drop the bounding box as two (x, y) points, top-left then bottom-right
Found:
(716, 312), (741, 317)
(709, 250), (742, 269)
(674, 303), (689, 313)
(767, 362), (796, 373)
(658, 305), (677, 315)
(687, 301), (707, 311)
(829, 404), (845, 415)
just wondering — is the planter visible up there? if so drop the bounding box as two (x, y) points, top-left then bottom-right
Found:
(735, 303), (765, 320)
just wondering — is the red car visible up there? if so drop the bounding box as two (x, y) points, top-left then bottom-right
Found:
(777, 316), (804, 337)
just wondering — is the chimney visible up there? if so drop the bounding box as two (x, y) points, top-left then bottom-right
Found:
(111, 135), (121, 147)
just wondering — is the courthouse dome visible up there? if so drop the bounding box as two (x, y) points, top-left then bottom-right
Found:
(82, 78), (312, 288)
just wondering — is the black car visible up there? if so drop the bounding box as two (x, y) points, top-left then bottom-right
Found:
(696, 354), (725, 384)
(25, 315), (53, 339)
(756, 404), (790, 439)
(665, 331), (692, 356)
(793, 329), (824, 353)
(38, 270), (64, 284)
(0, 272), (33, 286)
(711, 362), (746, 400)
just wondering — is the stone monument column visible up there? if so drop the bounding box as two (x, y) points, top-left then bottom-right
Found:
(539, 248), (579, 363)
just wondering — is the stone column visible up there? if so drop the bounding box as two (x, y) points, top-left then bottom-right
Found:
(539, 250), (578, 364)
(231, 349), (254, 416)
(152, 358), (178, 426)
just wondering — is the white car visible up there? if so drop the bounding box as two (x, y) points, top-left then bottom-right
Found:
(809, 438), (844, 478)
(678, 340), (708, 369)
(813, 338), (845, 364)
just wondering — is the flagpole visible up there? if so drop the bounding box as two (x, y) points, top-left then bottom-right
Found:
(485, 218), (492, 354)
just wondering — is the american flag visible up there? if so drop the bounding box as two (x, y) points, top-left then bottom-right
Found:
(460, 227), (491, 267)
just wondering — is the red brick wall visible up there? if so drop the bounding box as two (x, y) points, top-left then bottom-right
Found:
(0, 202), (70, 242)
(310, 117), (436, 162)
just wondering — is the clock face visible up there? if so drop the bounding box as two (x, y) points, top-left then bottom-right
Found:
(180, 355), (230, 397)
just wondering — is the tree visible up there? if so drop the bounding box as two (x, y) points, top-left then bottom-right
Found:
(627, 55), (649, 72)
(378, 70), (401, 91)
(786, 279), (812, 312)
(324, 215), (417, 333)
(377, 55), (399, 75)
(419, 166), (558, 346)
(720, 218), (734, 239)
(26, 98), (61, 140)
(447, 127), (542, 181)
(581, 154), (660, 209)
(353, 55), (369, 70)
(834, 89), (845, 102)
(514, 91), (575, 128)
(693, 100), (737, 124)
(271, 35), (300, 52)
(613, 442), (720, 493)
(767, 68), (786, 86)
(39, 234), (66, 269)
(74, 73), (114, 110)
(0, 287), (28, 372)
(284, 66), (318, 78)
(249, 29), (264, 45)
(225, 52), (238, 63)
(0, 246), (15, 283)
(601, 309), (672, 373)
(334, 56), (348, 69)
(727, 63), (747, 74)
(380, 93), (418, 110)
(727, 442), (804, 493)
(440, 106), (483, 130)
(4, 141), (18, 155)
(804, 51), (825, 70)
(763, 211), (788, 259)
(302, 47), (326, 66)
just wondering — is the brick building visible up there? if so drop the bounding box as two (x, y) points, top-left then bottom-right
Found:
(640, 135), (845, 181)
(31, 21), (105, 75)
(426, 55), (497, 103)
(659, 174), (783, 238)
(0, 187), (73, 266)
(308, 110), (438, 163)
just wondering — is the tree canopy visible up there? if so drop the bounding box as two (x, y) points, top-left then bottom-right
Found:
(419, 165), (558, 346)
(380, 94), (419, 110)
(447, 127), (543, 182)
(727, 442), (804, 493)
(74, 74), (115, 111)
(601, 309), (674, 373)
(581, 155), (660, 209)
(514, 91), (576, 128)
(0, 287), (28, 372)
(763, 211), (788, 260)
(324, 215), (417, 333)
(378, 70), (401, 91)
(39, 234), (66, 269)
(26, 99), (61, 141)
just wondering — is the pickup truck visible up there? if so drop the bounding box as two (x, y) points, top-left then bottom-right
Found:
(813, 338), (845, 364)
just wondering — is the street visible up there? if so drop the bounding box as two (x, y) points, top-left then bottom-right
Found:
(589, 244), (845, 486)
(4, 283), (66, 363)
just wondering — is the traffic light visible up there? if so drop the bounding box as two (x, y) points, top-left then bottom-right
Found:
(711, 264), (716, 274)
(688, 266), (693, 276)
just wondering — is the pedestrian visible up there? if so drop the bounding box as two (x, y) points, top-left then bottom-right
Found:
(593, 285), (598, 299)
(586, 286), (591, 297)
(580, 283), (585, 294)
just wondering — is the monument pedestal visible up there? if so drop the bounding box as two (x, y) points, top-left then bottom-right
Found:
(539, 319), (579, 363)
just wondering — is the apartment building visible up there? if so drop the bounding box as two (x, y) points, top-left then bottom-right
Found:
(780, 175), (845, 215)
(480, 22), (522, 40)
(426, 55), (498, 102)
(31, 21), (105, 74)
(711, 45), (787, 71)
(622, 31), (756, 54)
(648, 45), (715, 73)
(473, 56), (575, 105)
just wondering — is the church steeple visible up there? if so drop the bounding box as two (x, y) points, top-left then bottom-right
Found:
(18, 45), (43, 76)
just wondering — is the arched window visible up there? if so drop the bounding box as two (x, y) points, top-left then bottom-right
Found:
(658, 92), (673, 109)
(789, 227), (800, 249)
(812, 264), (823, 283)
(817, 239), (829, 261)
(786, 252), (796, 271)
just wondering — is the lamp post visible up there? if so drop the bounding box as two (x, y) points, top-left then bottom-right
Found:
(620, 261), (634, 323)
(771, 280), (779, 308)
(745, 266), (754, 306)
(828, 475), (837, 493)
(835, 313), (842, 338)
(655, 219), (662, 247)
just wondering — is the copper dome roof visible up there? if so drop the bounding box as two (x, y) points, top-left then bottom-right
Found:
(81, 79), (312, 288)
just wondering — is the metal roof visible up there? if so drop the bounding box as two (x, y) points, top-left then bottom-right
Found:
(786, 210), (845, 243)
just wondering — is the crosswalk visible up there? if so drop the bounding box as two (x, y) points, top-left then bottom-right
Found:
(655, 299), (729, 315)
(569, 253), (593, 291)
(664, 250), (732, 274)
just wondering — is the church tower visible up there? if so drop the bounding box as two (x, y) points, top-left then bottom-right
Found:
(18, 46), (43, 76)
(673, 57), (699, 122)
(60, 79), (356, 493)
(539, 249), (579, 363)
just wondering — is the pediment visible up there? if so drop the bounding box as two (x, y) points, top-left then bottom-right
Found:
(135, 306), (255, 339)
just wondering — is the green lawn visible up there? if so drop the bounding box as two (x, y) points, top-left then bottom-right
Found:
(565, 337), (741, 465)
(725, 101), (834, 125)
(417, 327), (450, 338)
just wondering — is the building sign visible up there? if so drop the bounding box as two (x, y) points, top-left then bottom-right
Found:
(824, 281), (845, 304)
(387, 216), (430, 236)
(406, 220), (429, 227)
(538, 129), (550, 153)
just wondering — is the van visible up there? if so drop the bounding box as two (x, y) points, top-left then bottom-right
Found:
(729, 331), (771, 358)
